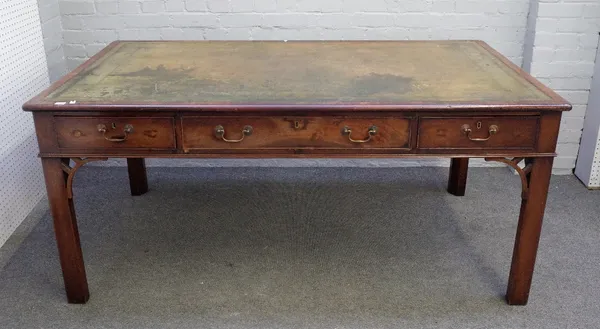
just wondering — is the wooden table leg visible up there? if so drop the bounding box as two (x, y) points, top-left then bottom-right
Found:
(127, 158), (148, 196)
(448, 158), (469, 196)
(506, 157), (553, 305)
(42, 158), (89, 304)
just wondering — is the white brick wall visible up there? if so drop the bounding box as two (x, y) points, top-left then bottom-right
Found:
(525, 0), (600, 174)
(40, 0), (600, 172)
(37, 0), (67, 81)
(57, 0), (530, 69)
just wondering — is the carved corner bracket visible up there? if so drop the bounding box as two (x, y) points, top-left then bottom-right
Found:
(484, 157), (533, 200)
(60, 157), (108, 199)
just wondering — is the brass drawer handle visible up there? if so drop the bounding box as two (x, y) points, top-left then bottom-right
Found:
(214, 125), (253, 143)
(97, 124), (133, 142)
(461, 124), (498, 142)
(341, 125), (377, 143)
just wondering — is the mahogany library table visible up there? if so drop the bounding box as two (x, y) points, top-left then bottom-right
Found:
(23, 40), (571, 305)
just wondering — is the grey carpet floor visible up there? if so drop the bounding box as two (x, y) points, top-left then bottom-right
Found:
(0, 167), (599, 329)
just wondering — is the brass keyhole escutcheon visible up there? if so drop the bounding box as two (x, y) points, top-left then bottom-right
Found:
(476, 121), (482, 130)
(284, 118), (308, 130)
(111, 122), (117, 129)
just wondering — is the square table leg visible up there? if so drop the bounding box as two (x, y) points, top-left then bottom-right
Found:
(448, 158), (469, 196)
(42, 158), (89, 304)
(506, 157), (553, 305)
(127, 158), (148, 196)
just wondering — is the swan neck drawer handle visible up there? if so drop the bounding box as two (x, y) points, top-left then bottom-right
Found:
(461, 124), (498, 142)
(97, 124), (133, 142)
(341, 125), (378, 143)
(214, 125), (253, 143)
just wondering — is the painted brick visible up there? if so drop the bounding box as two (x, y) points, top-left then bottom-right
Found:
(401, 1), (433, 13)
(141, 1), (165, 13)
(554, 48), (597, 62)
(95, 1), (118, 15)
(352, 14), (395, 28)
(555, 18), (598, 33)
(230, 0), (254, 13)
(227, 28), (254, 39)
(206, 0), (230, 13)
(557, 143), (582, 157)
(531, 62), (596, 79)
(165, 0), (184, 12)
(38, 2), (60, 23)
(262, 14), (318, 28)
(557, 90), (591, 105)
(170, 14), (220, 28)
(430, 1), (455, 13)
(61, 16), (84, 30)
(558, 129), (583, 144)
(63, 43), (87, 57)
(118, 1), (141, 14)
(533, 32), (580, 49)
(296, 0), (323, 12)
(42, 19), (64, 51)
(579, 34), (600, 49)
(561, 116), (585, 131)
(122, 15), (171, 28)
(552, 156), (577, 169)
(537, 3), (584, 18)
(342, 0), (388, 13)
(253, 0), (278, 12)
(319, 0), (343, 13)
(85, 43), (108, 56)
(179, 28), (206, 40)
(546, 77), (593, 90)
(159, 28), (183, 39)
(62, 30), (118, 43)
(84, 16), (125, 30)
(563, 105), (588, 118)
(219, 14), (263, 28)
(66, 57), (87, 70)
(60, 1), (96, 15)
(455, 1), (499, 14)
(205, 27), (253, 40)
(582, 4), (600, 18)
(275, 0), (296, 12)
(184, 1), (206, 12)
(316, 14), (353, 28)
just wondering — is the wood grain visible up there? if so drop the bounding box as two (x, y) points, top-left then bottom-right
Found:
(448, 158), (469, 196)
(41, 158), (89, 304)
(54, 116), (176, 149)
(127, 158), (148, 196)
(181, 116), (411, 151)
(418, 116), (539, 149)
(506, 157), (554, 305)
(24, 40), (571, 305)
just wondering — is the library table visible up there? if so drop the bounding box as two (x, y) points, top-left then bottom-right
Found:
(23, 40), (571, 305)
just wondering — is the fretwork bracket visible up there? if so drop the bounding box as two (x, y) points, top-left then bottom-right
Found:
(484, 157), (533, 200)
(60, 157), (108, 199)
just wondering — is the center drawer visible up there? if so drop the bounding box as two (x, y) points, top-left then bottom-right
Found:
(181, 116), (412, 151)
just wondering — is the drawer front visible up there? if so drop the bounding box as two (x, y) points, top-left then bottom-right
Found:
(55, 117), (176, 149)
(181, 116), (411, 151)
(418, 116), (539, 149)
